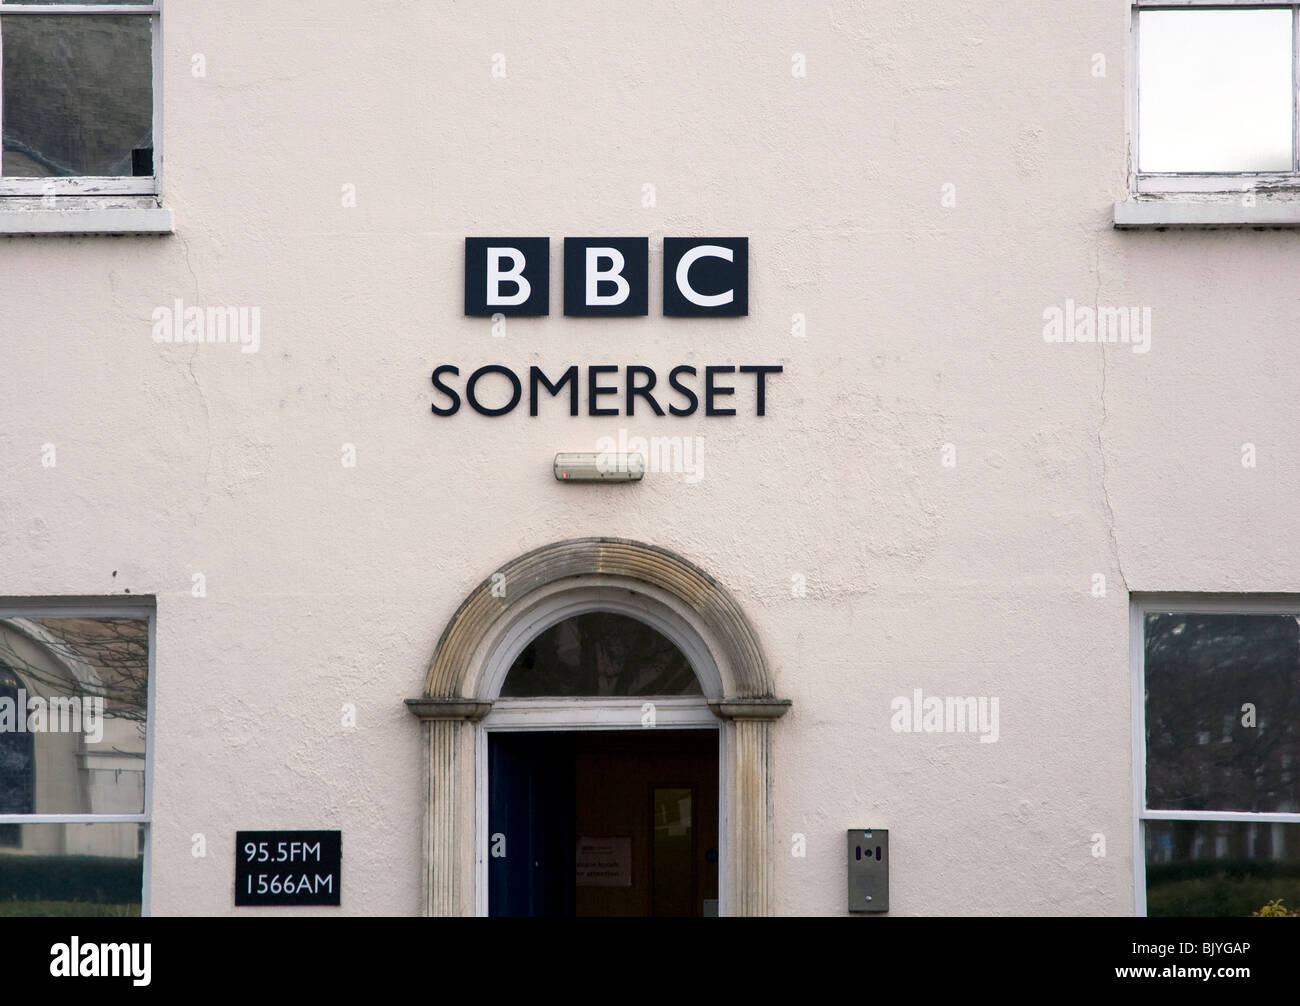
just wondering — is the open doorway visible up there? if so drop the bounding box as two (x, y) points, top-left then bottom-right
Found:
(488, 728), (719, 917)
(484, 609), (718, 917)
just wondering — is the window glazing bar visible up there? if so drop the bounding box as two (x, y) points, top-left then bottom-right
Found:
(0, 5), (158, 13)
(0, 815), (149, 824)
(1141, 809), (1300, 823)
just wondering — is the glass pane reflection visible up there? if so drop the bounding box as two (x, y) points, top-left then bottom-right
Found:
(1145, 613), (1300, 813)
(0, 823), (144, 917)
(0, 618), (148, 816)
(1146, 820), (1300, 917)
(1139, 9), (1293, 172)
(2, 14), (153, 177)
(502, 612), (701, 697)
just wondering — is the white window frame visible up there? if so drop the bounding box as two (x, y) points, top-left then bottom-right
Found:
(1130, 594), (1300, 916)
(1118, 1), (1300, 225)
(0, 598), (156, 916)
(0, 3), (161, 195)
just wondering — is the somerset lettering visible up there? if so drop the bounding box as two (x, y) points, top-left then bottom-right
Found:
(431, 363), (782, 418)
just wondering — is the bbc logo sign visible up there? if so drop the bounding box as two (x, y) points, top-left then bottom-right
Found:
(464, 237), (748, 318)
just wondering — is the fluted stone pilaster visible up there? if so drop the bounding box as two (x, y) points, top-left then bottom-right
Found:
(408, 699), (490, 916)
(713, 698), (789, 916)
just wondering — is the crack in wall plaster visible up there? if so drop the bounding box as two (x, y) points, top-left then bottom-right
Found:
(176, 230), (214, 521)
(1094, 242), (1129, 592)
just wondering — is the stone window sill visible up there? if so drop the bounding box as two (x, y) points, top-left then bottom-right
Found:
(1114, 196), (1300, 229)
(0, 197), (173, 235)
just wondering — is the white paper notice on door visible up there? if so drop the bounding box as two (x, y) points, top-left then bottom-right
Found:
(576, 836), (632, 886)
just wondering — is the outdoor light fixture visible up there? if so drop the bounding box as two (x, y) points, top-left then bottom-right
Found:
(553, 452), (645, 482)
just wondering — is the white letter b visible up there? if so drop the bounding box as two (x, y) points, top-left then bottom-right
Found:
(585, 247), (630, 306)
(486, 247), (531, 306)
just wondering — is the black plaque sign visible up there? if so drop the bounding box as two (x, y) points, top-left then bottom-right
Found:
(464, 237), (550, 316)
(563, 237), (649, 316)
(662, 237), (748, 316)
(235, 830), (341, 906)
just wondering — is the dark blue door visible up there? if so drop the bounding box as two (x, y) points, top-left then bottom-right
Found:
(488, 732), (576, 917)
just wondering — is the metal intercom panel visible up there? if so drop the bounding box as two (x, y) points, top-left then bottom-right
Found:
(847, 829), (888, 913)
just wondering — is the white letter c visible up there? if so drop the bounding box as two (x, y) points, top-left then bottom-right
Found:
(675, 245), (734, 308)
